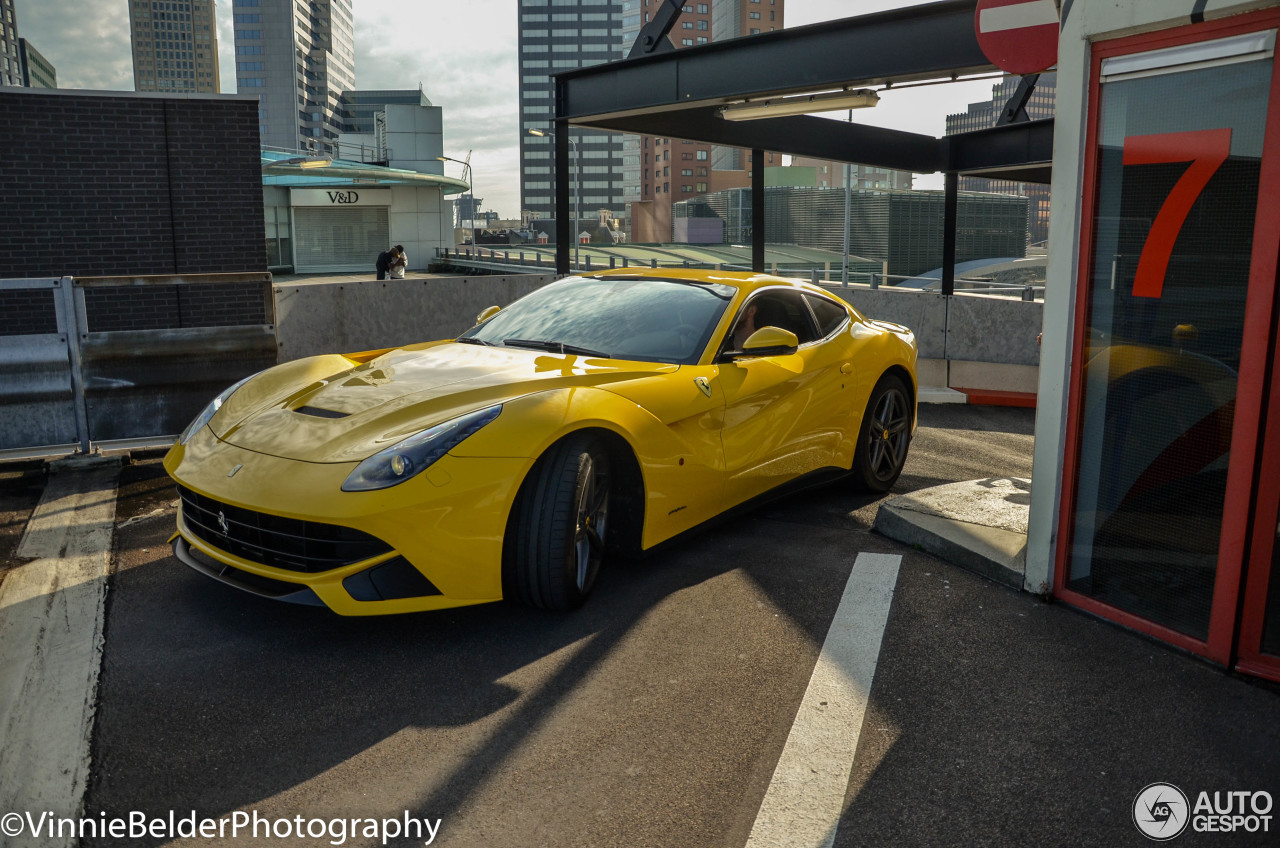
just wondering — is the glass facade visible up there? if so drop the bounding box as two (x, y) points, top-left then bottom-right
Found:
(232, 0), (356, 154)
(1066, 42), (1272, 640)
(128, 0), (221, 93)
(518, 0), (625, 221)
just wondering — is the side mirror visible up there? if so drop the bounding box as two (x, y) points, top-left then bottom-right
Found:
(476, 305), (501, 325)
(738, 326), (799, 358)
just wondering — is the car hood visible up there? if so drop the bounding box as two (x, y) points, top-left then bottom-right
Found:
(215, 342), (679, 463)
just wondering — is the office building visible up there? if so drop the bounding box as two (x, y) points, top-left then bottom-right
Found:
(946, 74), (1057, 245)
(0, 0), (20, 86)
(128, 0), (220, 93)
(518, 0), (625, 223)
(674, 186), (1028, 276)
(331, 88), (438, 163)
(790, 157), (913, 191)
(0, 3), (56, 90)
(18, 39), (55, 89)
(712, 0), (783, 39)
(338, 89), (429, 134)
(234, 0), (356, 154)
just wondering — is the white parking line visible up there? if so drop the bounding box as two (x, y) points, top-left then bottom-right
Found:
(0, 464), (119, 848)
(745, 552), (901, 848)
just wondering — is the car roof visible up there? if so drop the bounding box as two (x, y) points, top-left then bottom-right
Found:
(587, 267), (825, 297)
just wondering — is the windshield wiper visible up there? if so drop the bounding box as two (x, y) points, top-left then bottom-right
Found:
(503, 338), (612, 358)
(454, 337), (492, 346)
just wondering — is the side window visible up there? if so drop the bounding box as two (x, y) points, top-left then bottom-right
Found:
(805, 294), (850, 337)
(728, 290), (819, 350)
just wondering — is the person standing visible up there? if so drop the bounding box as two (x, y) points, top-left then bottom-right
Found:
(389, 245), (408, 279)
(375, 247), (393, 280)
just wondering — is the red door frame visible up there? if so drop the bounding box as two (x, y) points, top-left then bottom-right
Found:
(1238, 337), (1280, 681)
(1054, 8), (1280, 667)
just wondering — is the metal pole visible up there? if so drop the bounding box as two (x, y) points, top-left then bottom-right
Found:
(842, 109), (852, 286)
(555, 119), (571, 276)
(942, 171), (958, 298)
(572, 135), (581, 273)
(751, 148), (765, 273)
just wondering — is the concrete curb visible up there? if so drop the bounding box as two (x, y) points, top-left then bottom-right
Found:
(918, 387), (968, 404)
(918, 386), (1037, 407)
(874, 505), (1024, 589)
(872, 477), (1031, 590)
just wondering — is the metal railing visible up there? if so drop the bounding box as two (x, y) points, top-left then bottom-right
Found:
(433, 247), (1045, 301)
(0, 273), (277, 461)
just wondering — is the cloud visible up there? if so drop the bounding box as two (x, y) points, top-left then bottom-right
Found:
(352, 0), (521, 215)
(15, 0), (134, 90)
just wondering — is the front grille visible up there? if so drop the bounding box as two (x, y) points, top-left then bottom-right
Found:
(177, 485), (392, 573)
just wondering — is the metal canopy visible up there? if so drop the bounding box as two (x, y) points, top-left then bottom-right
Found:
(559, 0), (996, 123)
(551, 0), (1055, 281)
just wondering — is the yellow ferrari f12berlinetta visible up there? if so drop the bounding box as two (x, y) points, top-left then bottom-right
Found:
(166, 269), (917, 614)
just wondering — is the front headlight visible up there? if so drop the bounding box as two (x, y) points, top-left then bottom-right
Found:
(178, 373), (256, 445)
(341, 405), (503, 492)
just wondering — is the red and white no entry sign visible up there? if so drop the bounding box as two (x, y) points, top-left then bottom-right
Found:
(975, 0), (1060, 75)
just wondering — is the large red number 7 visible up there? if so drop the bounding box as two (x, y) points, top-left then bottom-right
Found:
(1122, 128), (1232, 299)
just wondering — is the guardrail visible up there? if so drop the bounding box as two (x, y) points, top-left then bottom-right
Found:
(433, 247), (1045, 301)
(0, 273), (276, 461)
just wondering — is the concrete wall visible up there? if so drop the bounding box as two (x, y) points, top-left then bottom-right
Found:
(821, 283), (1042, 392)
(273, 274), (556, 362)
(387, 185), (453, 273)
(272, 273), (1044, 390)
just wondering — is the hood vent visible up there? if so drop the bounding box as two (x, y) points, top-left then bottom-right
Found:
(295, 405), (350, 419)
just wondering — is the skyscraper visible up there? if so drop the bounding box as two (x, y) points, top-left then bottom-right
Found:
(129, 0), (221, 93)
(234, 0), (356, 154)
(1, 0), (22, 87)
(517, 0), (626, 224)
(18, 39), (56, 88)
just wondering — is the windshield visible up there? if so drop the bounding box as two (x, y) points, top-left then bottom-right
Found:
(458, 276), (735, 364)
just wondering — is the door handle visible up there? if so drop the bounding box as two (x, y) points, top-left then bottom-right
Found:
(840, 362), (854, 375)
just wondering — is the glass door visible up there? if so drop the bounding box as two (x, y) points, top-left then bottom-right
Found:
(1057, 18), (1280, 664)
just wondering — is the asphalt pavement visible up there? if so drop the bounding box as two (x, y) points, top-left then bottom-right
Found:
(52, 406), (1280, 846)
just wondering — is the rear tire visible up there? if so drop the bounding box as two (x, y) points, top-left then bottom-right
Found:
(851, 374), (912, 493)
(505, 434), (611, 611)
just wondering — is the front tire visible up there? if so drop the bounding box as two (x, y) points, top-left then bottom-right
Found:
(506, 435), (611, 611)
(852, 374), (912, 493)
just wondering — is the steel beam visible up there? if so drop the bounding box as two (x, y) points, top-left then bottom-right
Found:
(586, 109), (942, 174)
(944, 119), (1055, 183)
(560, 0), (989, 122)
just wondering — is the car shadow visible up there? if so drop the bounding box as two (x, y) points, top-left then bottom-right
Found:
(81, 487), (866, 846)
(79, 407), (1024, 845)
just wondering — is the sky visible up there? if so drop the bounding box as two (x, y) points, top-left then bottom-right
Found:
(14, 0), (1004, 217)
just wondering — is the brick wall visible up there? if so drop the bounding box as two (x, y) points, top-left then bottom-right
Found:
(84, 283), (268, 332)
(0, 91), (265, 278)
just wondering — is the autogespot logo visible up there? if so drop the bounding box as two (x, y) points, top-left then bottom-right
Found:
(1134, 783), (1191, 841)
